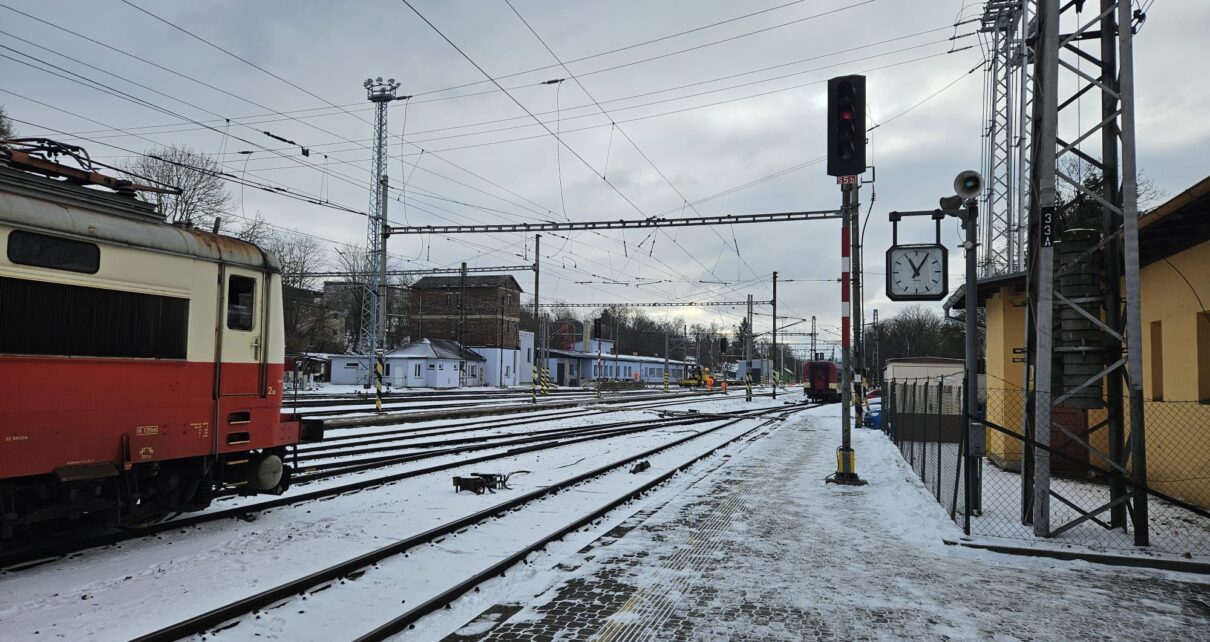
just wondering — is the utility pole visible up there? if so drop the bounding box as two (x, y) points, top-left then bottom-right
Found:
(532, 234), (540, 398)
(359, 77), (398, 394)
(459, 261), (467, 387)
(772, 270), (778, 399)
(664, 328), (670, 392)
(872, 309), (879, 387)
(811, 315), (817, 359)
(745, 293), (753, 361)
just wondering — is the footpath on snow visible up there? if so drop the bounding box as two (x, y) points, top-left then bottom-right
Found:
(432, 405), (1210, 642)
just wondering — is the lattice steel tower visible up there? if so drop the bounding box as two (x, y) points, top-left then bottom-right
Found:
(358, 77), (399, 376)
(1023, 0), (1148, 543)
(978, 0), (1032, 276)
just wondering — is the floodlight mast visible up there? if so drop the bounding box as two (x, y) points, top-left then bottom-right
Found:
(359, 77), (399, 392)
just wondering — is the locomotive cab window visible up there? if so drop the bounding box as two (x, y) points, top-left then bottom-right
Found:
(227, 275), (256, 331)
(7, 230), (100, 274)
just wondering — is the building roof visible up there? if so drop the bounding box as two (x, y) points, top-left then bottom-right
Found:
(386, 338), (486, 361)
(546, 347), (689, 365)
(885, 356), (963, 364)
(411, 275), (523, 292)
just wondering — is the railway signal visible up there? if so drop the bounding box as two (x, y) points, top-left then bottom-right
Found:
(826, 75), (867, 178)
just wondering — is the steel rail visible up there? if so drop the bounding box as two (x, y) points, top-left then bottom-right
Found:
(292, 414), (721, 482)
(0, 401), (736, 569)
(298, 391), (749, 454)
(312, 388), (719, 429)
(355, 404), (816, 641)
(130, 402), (820, 642)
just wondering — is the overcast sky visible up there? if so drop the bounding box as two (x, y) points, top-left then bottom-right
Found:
(3, 0), (1206, 355)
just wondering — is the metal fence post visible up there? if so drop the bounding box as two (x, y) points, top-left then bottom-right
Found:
(962, 381), (972, 535)
(936, 380), (944, 501)
(910, 381), (918, 467)
(921, 380), (930, 480)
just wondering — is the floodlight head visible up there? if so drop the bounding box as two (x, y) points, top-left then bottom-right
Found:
(954, 170), (983, 199)
(364, 78), (372, 88)
(376, 76), (383, 83)
(388, 78), (396, 85)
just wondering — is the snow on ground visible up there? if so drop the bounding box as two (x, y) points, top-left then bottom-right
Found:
(434, 406), (1210, 642)
(0, 394), (792, 641)
(891, 437), (1210, 560)
(229, 414), (783, 640)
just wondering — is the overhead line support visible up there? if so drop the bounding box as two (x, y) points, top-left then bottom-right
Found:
(384, 209), (842, 236)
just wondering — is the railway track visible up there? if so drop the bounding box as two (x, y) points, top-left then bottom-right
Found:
(289, 387), (715, 420)
(128, 402), (822, 642)
(293, 390), (759, 462)
(0, 395), (782, 569)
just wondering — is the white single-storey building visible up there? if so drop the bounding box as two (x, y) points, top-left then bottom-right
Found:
(543, 348), (688, 387)
(327, 339), (487, 388)
(471, 330), (532, 388)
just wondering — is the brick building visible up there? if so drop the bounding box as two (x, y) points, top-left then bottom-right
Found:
(410, 274), (523, 348)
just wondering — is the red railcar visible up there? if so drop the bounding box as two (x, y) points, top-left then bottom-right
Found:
(0, 143), (311, 538)
(802, 360), (840, 402)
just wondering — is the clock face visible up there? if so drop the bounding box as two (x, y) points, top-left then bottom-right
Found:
(886, 244), (948, 300)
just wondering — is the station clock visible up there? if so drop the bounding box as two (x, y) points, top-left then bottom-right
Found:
(886, 244), (948, 301)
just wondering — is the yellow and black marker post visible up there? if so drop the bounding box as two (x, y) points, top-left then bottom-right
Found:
(541, 368), (550, 395)
(374, 350), (385, 413)
(663, 369), (669, 392)
(531, 367), (538, 404)
(745, 373), (753, 402)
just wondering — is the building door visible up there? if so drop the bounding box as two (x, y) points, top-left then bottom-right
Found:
(557, 362), (566, 385)
(219, 269), (266, 397)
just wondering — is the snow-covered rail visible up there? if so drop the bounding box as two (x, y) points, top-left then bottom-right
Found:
(126, 403), (821, 641)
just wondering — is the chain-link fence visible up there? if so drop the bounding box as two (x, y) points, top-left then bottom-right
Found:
(884, 380), (1210, 558)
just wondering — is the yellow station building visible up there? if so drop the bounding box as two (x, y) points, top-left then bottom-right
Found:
(949, 175), (1210, 508)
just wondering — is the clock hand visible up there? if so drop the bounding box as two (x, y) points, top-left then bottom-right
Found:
(907, 256), (923, 278)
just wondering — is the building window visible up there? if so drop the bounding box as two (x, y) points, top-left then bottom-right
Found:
(414, 363), (422, 377)
(445, 293), (452, 305)
(505, 365), (511, 377)
(0, 276), (188, 359)
(527, 348), (532, 363)
(385, 363), (391, 376)
(227, 275), (255, 331)
(470, 365), (477, 377)
(344, 362), (358, 368)
(8, 230), (101, 274)
(1150, 320), (1164, 401)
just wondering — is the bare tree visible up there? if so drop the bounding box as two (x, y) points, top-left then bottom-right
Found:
(123, 144), (232, 226)
(0, 105), (15, 140)
(231, 211), (272, 246)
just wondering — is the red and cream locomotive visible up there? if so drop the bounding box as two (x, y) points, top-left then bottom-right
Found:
(802, 359), (840, 403)
(0, 141), (310, 539)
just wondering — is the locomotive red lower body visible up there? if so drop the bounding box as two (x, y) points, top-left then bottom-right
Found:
(802, 360), (841, 403)
(0, 355), (299, 538)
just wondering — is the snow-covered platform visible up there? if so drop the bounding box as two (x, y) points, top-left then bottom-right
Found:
(443, 406), (1210, 641)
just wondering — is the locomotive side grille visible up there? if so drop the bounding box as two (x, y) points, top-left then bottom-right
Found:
(0, 276), (189, 359)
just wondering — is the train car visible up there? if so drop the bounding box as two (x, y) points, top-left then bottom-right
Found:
(802, 360), (840, 402)
(0, 143), (308, 539)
